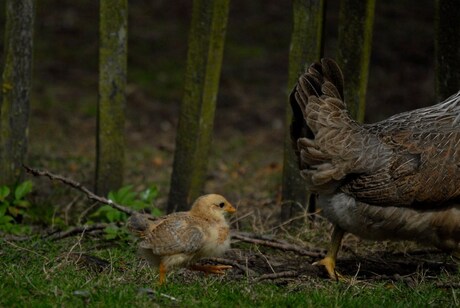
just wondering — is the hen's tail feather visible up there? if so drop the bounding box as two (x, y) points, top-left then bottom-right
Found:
(321, 58), (344, 100)
(289, 58), (346, 171)
(290, 58), (386, 189)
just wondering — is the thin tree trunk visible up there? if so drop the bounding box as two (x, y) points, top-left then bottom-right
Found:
(435, 0), (460, 102)
(168, 0), (230, 212)
(0, 0), (34, 186)
(96, 0), (128, 196)
(337, 0), (375, 121)
(281, 0), (325, 220)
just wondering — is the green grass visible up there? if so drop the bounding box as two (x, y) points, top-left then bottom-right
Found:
(1, 238), (458, 307)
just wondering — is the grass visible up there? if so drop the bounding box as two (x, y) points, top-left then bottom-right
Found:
(1, 238), (459, 307)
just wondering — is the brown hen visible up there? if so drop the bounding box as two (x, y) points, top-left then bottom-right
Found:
(128, 194), (236, 284)
(290, 58), (460, 279)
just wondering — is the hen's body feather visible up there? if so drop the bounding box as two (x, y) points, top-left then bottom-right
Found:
(290, 59), (460, 256)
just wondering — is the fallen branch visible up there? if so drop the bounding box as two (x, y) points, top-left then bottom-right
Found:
(231, 232), (324, 259)
(47, 223), (109, 241)
(435, 282), (460, 289)
(24, 165), (137, 216)
(1, 233), (33, 241)
(256, 270), (298, 281)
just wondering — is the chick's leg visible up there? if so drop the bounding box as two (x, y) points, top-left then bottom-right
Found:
(313, 225), (344, 280)
(159, 262), (167, 285)
(189, 264), (232, 275)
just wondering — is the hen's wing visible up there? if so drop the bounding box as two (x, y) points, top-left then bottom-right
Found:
(134, 213), (205, 255)
(290, 58), (460, 207)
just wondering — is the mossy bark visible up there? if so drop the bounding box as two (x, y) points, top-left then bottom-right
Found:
(337, 0), (375, 121)
(168, 0), (230, 212)
(0, 0), (34, 186)
(281, 0), (325, 220)
(96, 0), (127, 196)
(435, 0), (460, 102)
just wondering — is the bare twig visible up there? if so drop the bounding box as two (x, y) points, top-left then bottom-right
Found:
(23, 165), (137, 216)
(435, 282), (460, 289)
(255, 246), (275, 273)
(1, 233), (33, 241)
(63, 195), (81, 225)
(47, 223), (109, 241)
(78, 201), (100, 224)
(4, 240), (49, 260)
(256, 270), (298, 281)
(231, 232), (324, 258)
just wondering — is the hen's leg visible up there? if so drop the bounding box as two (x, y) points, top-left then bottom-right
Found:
(313, 225), (344, 280)
(189, 264), (232, 275)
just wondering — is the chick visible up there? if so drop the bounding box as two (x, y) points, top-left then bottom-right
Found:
(128, 194), (236, 284)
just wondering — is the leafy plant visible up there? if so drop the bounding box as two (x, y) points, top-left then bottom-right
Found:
(0, 181), (33, 234)
(89, 184), (162, 240)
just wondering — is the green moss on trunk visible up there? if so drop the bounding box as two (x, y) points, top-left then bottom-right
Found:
(435, 0), (460, 102)
(168, 0), (230, 212)
(0, 0), (34, 186)
(337, 0), (375, 122)
(96, 0), (128, 196)
(281, 0), (325, 220)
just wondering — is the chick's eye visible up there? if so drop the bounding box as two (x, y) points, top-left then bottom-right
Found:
(218, 202), (225, 208)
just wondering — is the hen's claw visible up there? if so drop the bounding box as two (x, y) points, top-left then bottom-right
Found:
(313, 256), (342, 281)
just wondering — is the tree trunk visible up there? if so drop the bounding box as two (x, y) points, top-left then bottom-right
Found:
(168, 0), (230, 212)
(281, 0), (325, 220)
(435, 0), (460, 102)
(337, 0), (375, 121)
(96, 0), (128, 196)
(0, 0), (34, 186)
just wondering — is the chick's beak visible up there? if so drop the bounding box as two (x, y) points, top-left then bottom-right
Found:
(225, 203), (237, 214)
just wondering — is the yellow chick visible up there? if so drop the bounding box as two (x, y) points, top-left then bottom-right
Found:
(127, 194), (236, 284)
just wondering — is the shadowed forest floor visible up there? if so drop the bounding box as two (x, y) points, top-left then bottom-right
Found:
(2, 0), (459, 306)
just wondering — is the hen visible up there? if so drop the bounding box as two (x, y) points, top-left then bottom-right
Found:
(290, 58), (460, 279)
(127, 194), (236, 284)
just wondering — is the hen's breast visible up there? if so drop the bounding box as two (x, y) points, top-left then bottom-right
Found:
(319, 193), (460, 250)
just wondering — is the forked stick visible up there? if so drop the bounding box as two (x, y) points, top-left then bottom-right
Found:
(23, 165), (137, 216)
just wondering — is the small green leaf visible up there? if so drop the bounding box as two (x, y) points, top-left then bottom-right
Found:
(131, 200), (147, 210)
(8, 206), (23, 217)
(0, 215), (13, 224)
(140, 185), (158, 203)
(104, 224), (118, 233)
(107, 191), (116, 202)
(13, 200), (30, 208)
(0, 203), (8, 216)
(106, 210), (119, 222)
(119, 186), (134, 201)
(14, 181), (33, 200)
(103, 224), (120, 239)
(108, 185), (137, 205)
(151, 208), (163, 217)
(10, 224), (30, 235)
(0, 186), (10, 201)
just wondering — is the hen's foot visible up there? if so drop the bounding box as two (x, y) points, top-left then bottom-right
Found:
(190, 264), (232, 275)
(313, 256), (343, 281)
